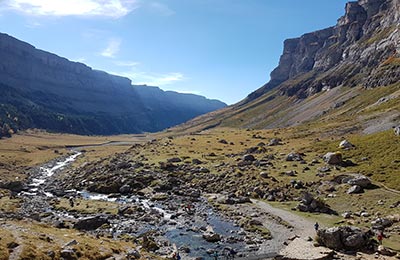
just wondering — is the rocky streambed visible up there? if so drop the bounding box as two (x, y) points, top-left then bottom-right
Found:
(10, 150), (296, 259)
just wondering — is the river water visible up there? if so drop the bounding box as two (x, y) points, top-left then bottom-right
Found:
(21, 151), (275, 259)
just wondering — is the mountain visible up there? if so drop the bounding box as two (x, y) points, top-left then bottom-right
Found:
(173, 0), (400, 134)
(0, 33), (226, 137)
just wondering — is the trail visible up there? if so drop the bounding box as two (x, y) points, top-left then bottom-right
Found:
(250, 199), (315, 238)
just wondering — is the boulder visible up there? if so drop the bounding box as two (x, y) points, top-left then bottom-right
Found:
(347, 185), (363, 194)
(323, 152), (342, 165)
(218, 139), (228, 144)
(286, 152), (303, 161)
(167, 157), (182, 163)
(317, 227), (343, 250)
(0, 180), (25, 192)
(73, 215), (109, 231)
(192, 158), (203, 165)
(268, 138), (282, 146)
(126, 249), (141, 259)
(371, 218), (393, 230)
(394, 125), (400, 136)
(378, 245), (397, 256)
(203, 233), (221, 242)
(142, 236), (159, 251)
(259, 172), (269, 178)
(119, 184), (131, 194)
(60, 249), (78, 260)
(297, 193), (336, 214)
(317, 226), (371, 251)
(243, 154), (256, 162)
(339, 140), (354, 149)
(347, 175), (371, 188)
(342, 212), (352, 219)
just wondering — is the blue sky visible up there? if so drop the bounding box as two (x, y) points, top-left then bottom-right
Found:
(0, 0), (349, 104)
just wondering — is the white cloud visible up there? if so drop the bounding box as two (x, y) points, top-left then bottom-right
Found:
(113, 60), (140, 67)
(149, 2), (174, 16)
(101, 38), (121, 58)
(4, 0), (139, 18)
(25, 20), (41, 28)
(136, 72), (184, 86)
(115, 69), (184, 86)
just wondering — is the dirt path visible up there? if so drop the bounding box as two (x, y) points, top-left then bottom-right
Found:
(250, 199), (315, 238)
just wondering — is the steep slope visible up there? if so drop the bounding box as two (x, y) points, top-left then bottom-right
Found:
(0, 33), (226, 136)
(173, 0), (399, 134)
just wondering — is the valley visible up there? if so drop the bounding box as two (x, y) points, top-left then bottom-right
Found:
(0, 0), (399, 259)
(0, 125), (399, 259)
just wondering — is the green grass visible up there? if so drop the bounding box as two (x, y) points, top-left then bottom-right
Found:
(314, 130), (400, 189)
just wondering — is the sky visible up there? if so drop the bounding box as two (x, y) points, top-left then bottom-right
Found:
(0, 0), (350, 104)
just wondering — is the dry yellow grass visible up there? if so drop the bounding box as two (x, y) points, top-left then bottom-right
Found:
(0, 130), (151, 181)
(0, 219), (155, 260)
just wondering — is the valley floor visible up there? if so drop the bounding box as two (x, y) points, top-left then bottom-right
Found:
(0, 128), (399, 259)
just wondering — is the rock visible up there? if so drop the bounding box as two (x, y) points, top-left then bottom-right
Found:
(318, 166), (331, 173)
(285, 170), (297, 176)
(347, 185), (363, 194)
(339, 140), (354, 149)
(0, 180), (25, 192)
(126, 249), (141, 259)
(63, 240), (78, 248)
(371, 218), (393, 230)
(378, 245), (397, 256)
(361, 212), (370, 217)
(347, 175), (371, 188)
(167, 157), (182, 163)
(323, 152), (342, 165)
(342, 212), (352, 219)
(192, 158), (203, 165)
(286, 152), (303, 161)
(7, 241), (19, 249)
(317, 226), (371, 250)
(203, 233), (221, 242)
(119, 184), (131, 195)
(218, 139), (228, 144)
(142, 236), (159, 252)
(60, 249), (78, 260)
(394, 126), (400, 136)
(268, 138), (282, 146)
(179, 246), (191, 253)
(249, 219), (263, 226)
(297, 192), (336, 214)
(73, 215), (109, 231)
(259, 172), (269, 178)
(243, 154), (256, 162)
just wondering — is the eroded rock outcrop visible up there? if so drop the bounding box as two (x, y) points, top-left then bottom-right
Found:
(247, 0), (400, 101)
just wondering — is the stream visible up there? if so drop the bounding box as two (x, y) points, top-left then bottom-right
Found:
(19, 150), (277, 259)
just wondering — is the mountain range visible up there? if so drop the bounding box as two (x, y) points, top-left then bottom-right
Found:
(0, 33), (226, 137)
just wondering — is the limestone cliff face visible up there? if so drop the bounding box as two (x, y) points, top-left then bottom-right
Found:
(247, 0), (400, 101)
(0, 33), (143, 115)
(0, 33), (226, 135)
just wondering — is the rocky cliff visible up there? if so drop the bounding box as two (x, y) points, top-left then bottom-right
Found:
(0, 33), (226, 136)
(171, 0), (400, 134)
(247, 0), (399, 101)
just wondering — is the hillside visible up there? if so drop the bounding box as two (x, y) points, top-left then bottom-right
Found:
(0, 33), (226, 136)
(172, 0), (399, 134)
